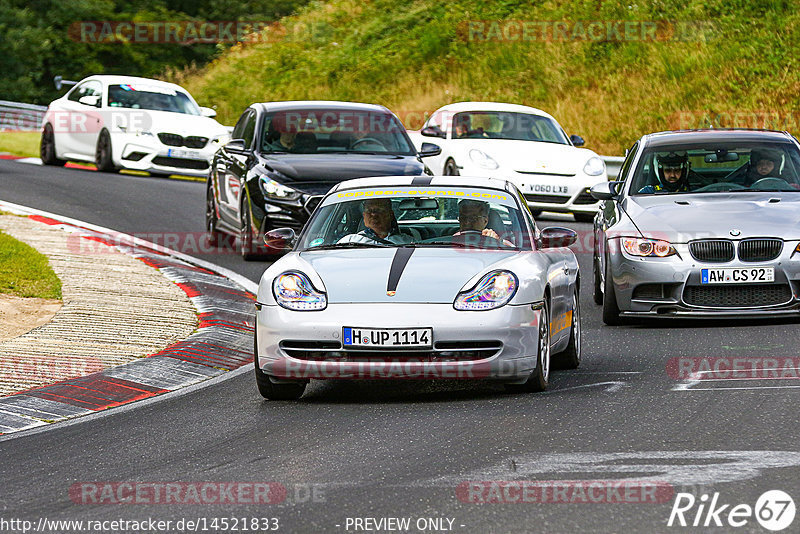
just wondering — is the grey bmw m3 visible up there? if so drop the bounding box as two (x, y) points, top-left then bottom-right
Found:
(591, 129), (800, 324)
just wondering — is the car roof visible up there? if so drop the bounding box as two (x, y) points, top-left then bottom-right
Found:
(77, 75), (188, 92)
(432, 101), (557, 121)
(252, 101), (392, 114)
(642, 129), (795, 148)
(329, 175), (515, 193)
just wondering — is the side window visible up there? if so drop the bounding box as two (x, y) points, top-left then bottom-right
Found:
(67, 81), (102, 106)
(231, 109), (251, 141)
(426, 111), (443, 131)
(241, 110), (256, 148)
(618, 141), (639, 181)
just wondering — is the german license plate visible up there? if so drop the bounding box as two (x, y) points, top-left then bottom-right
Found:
(701, 267), (775, 284)
(343, 327), (432, 348)
(166, 148), (201, 159)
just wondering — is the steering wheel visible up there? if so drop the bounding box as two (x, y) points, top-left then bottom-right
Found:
(692, 182), (748, 193)
(352, 137), (386, 151)
(749, 177), (794, 191)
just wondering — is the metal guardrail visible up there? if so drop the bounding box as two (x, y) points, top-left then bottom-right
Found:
(0, 100), (46, 131)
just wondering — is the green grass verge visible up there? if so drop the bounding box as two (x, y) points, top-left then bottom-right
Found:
(0, 131), (40, 158)
(171, 0), (800, 155)
(0, 230), (62, 299)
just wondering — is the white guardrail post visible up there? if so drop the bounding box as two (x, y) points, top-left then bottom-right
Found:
(0, 100), (47, 131)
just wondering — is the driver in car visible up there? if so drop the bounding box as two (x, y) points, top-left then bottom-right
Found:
(338, 198), (412, 245)
(454, 199), (513, 245)
(728, 149), (782, 186)
(638, 152), (691, 193)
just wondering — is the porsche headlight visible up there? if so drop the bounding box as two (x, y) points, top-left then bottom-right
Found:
(622, 238), (677, 258)
(273, 272), (327, 311)
(259, 177), (301, 201)
(454, 271), (518, 311)
(469, 149), (499, 170)
(583, 156), (606, 177)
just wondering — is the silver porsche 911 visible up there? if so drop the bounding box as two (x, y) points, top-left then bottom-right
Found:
(591, 129), (800, 324)
(253, 176), (581, 399)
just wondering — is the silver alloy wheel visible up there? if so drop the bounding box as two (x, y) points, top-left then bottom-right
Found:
(539, 304), (550, 382)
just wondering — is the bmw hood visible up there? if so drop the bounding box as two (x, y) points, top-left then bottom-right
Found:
(261, 154), (425, 182)
(458, 140), (597, 176)
(624, 193), (800, 241)
(119, 109), (228, 137)
(299, 247), (518, 304)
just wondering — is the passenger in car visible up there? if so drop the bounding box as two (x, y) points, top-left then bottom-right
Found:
(338, 198), (412, 245)
(727, 149), (782, 186)
(454, 200), (513, 245)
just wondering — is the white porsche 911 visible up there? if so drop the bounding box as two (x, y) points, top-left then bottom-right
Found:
(40, 75), (230, 177)
(409, 102), (606, 222)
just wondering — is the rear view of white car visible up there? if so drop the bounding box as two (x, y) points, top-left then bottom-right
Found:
(408, 102), (606, 222)
(40, 75), (229, 177)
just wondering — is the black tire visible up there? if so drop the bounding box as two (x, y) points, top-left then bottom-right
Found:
(40, 124), (66, 166)
(554, 287), (581, 369)
(206, 180), (227, 248)
(444, 158), (460, 176)
(574, 212), (594, 223)
(505, 298), (550, 393)
(95, 130), (118, 173)
(240, 200), (261, 261)
(592, 255), (603, 305)
(602, 258), (623, 326)
(254, 332), (306, 400)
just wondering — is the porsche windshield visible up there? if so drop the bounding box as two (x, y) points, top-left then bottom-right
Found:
(260, 110), (416, 155)
(451, 111), (568, 144)
(107, 84), (200, 115)
(630, 142), (800, 195)
(299, 188), (528, 251)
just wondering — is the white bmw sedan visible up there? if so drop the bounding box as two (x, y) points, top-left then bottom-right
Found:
(40, 75), (230, 177)
(409, 102), (606, 222)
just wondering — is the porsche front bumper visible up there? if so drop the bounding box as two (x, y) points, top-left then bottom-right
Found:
(255, 302), (542, 381)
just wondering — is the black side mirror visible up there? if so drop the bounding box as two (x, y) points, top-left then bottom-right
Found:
(264, 228), (297, 251)
(421, 126), (446, 139)
(590, 181), (622, 201)
(539, 227), (578, 249)
(570, 134), (585, 147)
(225, 139), (251, 155)
(419, 142), (442, 158)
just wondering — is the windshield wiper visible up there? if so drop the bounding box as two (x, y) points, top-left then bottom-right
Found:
(308, 242), (390, 250)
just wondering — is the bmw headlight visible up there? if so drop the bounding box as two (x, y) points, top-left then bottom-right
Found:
(583, 157), (606, 177)
(469, 149), (499, 170)
(259, 176), (301, 201)
(454, 271), (518, 311)
(273, 272), (327, 311)
(622, 238), (677, 258)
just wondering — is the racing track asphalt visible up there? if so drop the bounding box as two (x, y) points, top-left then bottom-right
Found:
(1, 159), (799, 533)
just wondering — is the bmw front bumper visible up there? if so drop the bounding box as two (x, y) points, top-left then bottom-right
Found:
(608, 240), (800, 318)
(255, 302), (542, 381)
